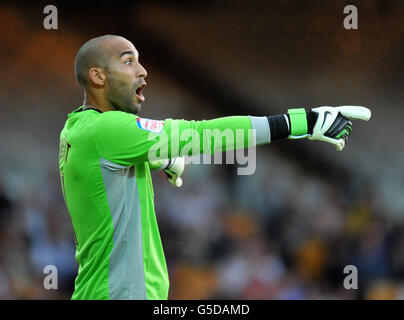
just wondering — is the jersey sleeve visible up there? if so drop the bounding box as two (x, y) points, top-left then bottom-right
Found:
(94, 111), (269, 166)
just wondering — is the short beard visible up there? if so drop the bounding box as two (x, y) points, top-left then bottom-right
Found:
(106, 75), (141, 114)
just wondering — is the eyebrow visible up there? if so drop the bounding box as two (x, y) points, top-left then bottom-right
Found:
(120, 50), (139, 59)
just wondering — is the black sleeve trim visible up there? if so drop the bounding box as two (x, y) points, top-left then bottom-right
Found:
(267, 114), (290, 140)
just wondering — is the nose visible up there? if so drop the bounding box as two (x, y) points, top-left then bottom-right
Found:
(138, 63), (147, 79)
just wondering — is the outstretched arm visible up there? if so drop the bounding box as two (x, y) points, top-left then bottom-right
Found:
(95, 106), (371, 168)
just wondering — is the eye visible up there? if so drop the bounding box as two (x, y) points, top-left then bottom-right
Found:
(124, 59), (132, 65)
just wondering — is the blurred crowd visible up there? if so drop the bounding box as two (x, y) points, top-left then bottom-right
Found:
(0, 1), (402, 300)
(1, 150), (403, 300)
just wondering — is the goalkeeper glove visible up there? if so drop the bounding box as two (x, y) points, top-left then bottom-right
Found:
(287, 106), (371, 151)
(149, 157), (185, 187)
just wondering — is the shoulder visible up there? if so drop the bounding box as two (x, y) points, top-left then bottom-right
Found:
(95, 111), (138, 127)
(96, 111), (167, 134)
(93, 111), (140, 135)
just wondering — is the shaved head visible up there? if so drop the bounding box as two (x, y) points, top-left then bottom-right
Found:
(74, 35), (148, 114)
(75, 35), (119, 88)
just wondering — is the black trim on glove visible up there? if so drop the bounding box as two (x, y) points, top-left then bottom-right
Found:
(306, 110), (318, 135)
(325, 113), (352, 138)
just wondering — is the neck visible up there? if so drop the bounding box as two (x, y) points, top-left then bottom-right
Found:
(82, 90), (114, 113)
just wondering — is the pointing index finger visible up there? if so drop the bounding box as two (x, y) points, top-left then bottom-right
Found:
(339, 106), (371, 121)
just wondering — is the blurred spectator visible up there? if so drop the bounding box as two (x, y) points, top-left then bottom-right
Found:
(0, 1), (402, 300)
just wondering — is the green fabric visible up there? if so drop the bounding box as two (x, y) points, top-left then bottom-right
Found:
(336, 128), (349, 139)
(288, 108), (308, 136)
(59, 108), (114, 299)
(59, 107), (254, 300)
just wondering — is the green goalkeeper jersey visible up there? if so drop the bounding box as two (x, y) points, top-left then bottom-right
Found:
(59, 106), (270, 300)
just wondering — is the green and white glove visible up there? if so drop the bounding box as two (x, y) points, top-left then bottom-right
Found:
(288, 106), (371, 151)
(149, 157), (185, 187)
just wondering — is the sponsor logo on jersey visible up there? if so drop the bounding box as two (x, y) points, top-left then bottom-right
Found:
(136, 118), (165, 133)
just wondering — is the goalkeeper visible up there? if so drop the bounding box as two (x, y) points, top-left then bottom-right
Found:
(59, 35), (371, 300)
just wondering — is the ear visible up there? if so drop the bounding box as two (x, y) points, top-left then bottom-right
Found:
(89, 67), (106, 87)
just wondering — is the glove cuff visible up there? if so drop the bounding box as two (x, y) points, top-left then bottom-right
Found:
(287, 108), (318, 137)
(267, 109), (318, 141)
(148, 159), (171, 171)
(287, 108), (308, 136)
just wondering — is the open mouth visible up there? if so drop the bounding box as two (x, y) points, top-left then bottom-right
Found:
(135, 83), (146, 102)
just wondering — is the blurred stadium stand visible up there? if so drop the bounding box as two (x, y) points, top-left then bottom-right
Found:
(0, 0), (402, 299)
